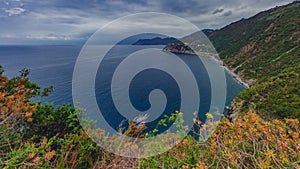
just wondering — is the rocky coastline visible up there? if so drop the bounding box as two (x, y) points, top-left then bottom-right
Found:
(163, 47), (251, 89)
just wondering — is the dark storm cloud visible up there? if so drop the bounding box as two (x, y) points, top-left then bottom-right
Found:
(0, 0), (295, 44)
(212, 8), (224, 14)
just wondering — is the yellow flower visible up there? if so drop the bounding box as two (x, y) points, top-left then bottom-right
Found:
(206, 113), (213, 119)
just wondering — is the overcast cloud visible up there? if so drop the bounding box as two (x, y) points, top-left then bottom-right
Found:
(0, 0), (294, 44)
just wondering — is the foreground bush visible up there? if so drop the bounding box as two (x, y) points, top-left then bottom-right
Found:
(0, 66), (299, 168)
(141, 112), (300, 168)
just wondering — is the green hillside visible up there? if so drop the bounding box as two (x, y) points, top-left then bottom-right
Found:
(209, 2), (300, 84)
(229, 65), (300, 120)
(166, 1), (300, 120)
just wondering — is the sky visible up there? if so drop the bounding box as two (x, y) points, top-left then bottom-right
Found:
(0, 0), (295, 45)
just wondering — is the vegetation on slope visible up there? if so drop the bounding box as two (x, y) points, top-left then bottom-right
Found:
(165, 1), (300, 84)
(216, 2), (300, 120)
(142, 113), (300, 168)
(208, 1), (300, 83)
(0, 66), (299, 168)
(165, 1), (300, 120)
(230, 64), (300, 120)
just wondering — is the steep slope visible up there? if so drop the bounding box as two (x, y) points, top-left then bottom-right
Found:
(165, 1), (300, 119)
(228, 65), (300, 120)
(215, 2), (300, 120)
(209, 2), (300, 85)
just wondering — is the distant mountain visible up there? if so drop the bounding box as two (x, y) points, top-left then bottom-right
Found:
(117, 33), (166, 45)
(132, 37), (179, 45)
(164, 1), (300, 120)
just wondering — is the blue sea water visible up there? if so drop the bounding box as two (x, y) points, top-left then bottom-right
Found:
(0, 45), (79, 104)
(0, 45), (245, 131)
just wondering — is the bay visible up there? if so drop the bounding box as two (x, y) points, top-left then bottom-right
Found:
(0, 45), (244, 131)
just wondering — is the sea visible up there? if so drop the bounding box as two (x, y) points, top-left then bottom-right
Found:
(0, 45), (245, 132)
